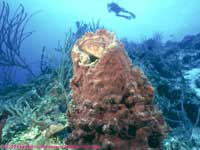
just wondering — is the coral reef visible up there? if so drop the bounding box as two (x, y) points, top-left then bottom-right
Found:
(123, 32), (200, 149)
(0, 74), (70, 145)
(66, 29), (168, 149)
(0, 19), (103, 146)
(163, 127), (200, 150)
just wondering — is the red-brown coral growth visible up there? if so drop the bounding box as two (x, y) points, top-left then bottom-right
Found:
(66, 29), (167, 150)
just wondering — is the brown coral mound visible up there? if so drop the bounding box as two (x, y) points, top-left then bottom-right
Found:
(66, 29), (168, 150)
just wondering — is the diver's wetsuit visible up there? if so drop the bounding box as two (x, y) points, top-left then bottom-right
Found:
(107, 2), (136, 20)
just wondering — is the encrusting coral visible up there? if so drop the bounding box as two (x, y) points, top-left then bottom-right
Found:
(65, 29), (168, 150)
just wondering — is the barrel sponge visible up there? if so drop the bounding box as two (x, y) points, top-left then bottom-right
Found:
(66, 29), (168, 150)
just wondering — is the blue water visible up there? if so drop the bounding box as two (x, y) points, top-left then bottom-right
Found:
(7, 0), (200, 57)
(0, 0), (199, 82)
(5, 0), (199, 71)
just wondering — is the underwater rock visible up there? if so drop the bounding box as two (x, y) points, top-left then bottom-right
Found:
(184, 68), (200, 98)
(66, 29), (168, 149)
(45, 123), (66, 138)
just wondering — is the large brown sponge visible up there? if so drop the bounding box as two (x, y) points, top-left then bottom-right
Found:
(66, 29), (168, 150)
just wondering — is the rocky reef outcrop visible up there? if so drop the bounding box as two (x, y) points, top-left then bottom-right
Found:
(66, 29), (168, 150)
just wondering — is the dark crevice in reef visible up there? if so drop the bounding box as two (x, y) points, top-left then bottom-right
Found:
(89, 54), (98, 63)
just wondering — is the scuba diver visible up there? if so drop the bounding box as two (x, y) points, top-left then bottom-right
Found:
(107, 2), (136, 20)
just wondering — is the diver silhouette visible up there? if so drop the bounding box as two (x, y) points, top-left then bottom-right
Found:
(107, 2), (136, 20)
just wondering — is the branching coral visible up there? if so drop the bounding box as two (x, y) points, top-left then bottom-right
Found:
(0, 1), (36, 85)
